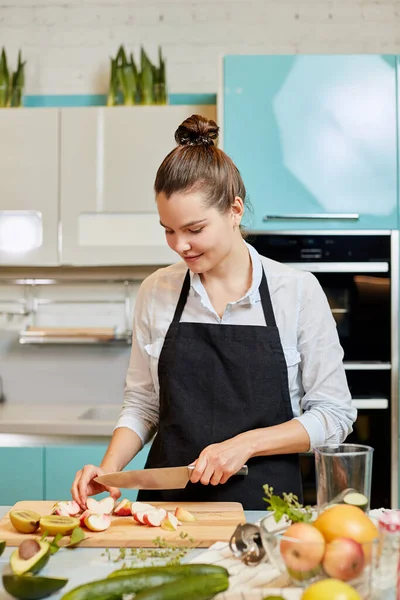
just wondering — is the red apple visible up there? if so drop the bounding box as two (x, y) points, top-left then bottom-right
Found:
(174, 507), (197, 522)
(322, 537), (365, 581)
(144, 509), (167, 527)
(161, 513), (181, 531)
(113, 499), (132, 517)
(84, 513), (111, 532)
(280, 523), (325, 581)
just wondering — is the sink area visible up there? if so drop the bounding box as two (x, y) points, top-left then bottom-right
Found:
(78, 406), (122, 421)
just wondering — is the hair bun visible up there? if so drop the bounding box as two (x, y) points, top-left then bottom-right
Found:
(175, 114), (219, 147)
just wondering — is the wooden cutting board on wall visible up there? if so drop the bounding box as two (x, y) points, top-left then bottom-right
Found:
(0, 501), (246, 548)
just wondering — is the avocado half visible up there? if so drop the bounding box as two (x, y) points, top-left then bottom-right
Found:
(2, 566), (68, 600)
(0, 540), (5, 557)
(10, 540), (50, 576)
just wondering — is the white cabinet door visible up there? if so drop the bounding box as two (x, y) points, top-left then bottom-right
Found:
(60, 105), (216, 266)
(0, 109), (59, 266)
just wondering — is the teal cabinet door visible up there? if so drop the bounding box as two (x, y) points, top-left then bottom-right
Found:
(0, 447), (44, 505)
(45, 443), (151, 502)
(223, 55), (397, 230)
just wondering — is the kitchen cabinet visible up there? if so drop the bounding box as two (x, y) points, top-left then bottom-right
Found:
(0, 109), (59, 265)
(59, 105), (216, 266)
(0, 447), (44, 505)
(222, 55), (397, 231)
(44, 443), (151, 501)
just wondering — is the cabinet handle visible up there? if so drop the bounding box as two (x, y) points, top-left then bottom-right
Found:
(263, 213), (360, 221)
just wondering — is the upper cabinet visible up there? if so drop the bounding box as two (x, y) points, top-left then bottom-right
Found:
(60, 105), (216, 266)
(0, 109), (59, 265)
(222, 55), (397, 230)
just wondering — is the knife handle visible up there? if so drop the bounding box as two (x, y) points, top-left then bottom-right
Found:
(188, 465), (248, 476)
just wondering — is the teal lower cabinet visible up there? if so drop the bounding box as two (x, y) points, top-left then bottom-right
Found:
(44, 443), (151, 502)
(0, 447), (44, 505)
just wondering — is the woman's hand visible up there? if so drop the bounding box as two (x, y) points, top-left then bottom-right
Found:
(71, 464), (121, 510)
(190, 433), (252, 486)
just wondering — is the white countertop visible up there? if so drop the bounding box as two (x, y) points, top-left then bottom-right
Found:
(0, 404), (122, 438)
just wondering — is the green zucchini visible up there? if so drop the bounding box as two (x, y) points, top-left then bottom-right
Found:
(133, 573), (229, 600)
(108, 564), (229, 579)
(60, 571), (187, 600)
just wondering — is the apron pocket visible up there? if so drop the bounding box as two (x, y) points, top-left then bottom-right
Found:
(283, 347), (301, 389)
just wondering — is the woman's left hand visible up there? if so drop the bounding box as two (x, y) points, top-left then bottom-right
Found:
(190, 433), (252, 486)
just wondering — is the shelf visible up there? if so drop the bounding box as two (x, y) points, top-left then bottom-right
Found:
(19, 330), (132, 345)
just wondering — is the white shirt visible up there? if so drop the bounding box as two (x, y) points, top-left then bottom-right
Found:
(116, 242), (356, 450)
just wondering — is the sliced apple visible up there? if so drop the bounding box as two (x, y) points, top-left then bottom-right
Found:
(144, 509), (167, 527)
(52, 501), (80, 517)
(84, 513), (111, 532)
(131, 502), (155, 517)
(79, 509), (93, 527)
(113, 499), (132, 517)
(86, 496), (114, 515)
(161, 513), (181, 531)
(174, 507), (197, 522)
(133, 510), (150, 525)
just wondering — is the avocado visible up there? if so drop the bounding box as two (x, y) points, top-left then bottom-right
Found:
(0, 540), (5, 556)
(10, 539), (50, 576)
(2, 565), (68, 600)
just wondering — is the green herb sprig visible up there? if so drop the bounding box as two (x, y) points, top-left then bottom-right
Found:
(263, 484), (313, 524)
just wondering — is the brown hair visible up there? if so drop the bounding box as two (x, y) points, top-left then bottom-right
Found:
(154, 114), (248, 222)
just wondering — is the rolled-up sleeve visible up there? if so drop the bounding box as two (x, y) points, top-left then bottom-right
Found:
(114, 276), (159, 446)
(293, 272), (357, 449)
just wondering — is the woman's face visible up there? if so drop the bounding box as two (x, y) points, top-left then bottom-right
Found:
(157, 189), (243, 273)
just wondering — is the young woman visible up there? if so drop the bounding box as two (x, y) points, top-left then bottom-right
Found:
(71, 114), (356, 510)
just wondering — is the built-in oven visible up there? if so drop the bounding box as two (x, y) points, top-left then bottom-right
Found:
(248, 232), (398, 509)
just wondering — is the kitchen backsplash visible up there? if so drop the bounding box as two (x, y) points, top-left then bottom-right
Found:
(0, 278), (142, 406)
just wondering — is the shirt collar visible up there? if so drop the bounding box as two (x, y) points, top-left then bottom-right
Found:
(189, 241), (263, 306)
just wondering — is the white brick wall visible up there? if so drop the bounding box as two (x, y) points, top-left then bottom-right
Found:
(0, 0), (400, 95)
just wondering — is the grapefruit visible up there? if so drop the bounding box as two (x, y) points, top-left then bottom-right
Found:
(313, 504), (378, 544)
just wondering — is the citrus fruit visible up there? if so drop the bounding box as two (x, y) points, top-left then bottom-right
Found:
(301, 578), (361, 600)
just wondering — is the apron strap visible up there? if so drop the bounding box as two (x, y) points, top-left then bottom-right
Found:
(172, 270), (191, 323)
(259, 269), (277, 328)
(172, 268), (277, 327)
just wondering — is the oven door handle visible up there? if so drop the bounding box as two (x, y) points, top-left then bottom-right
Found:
(263, 213), (360, 221)
(352, 398), (388, 409)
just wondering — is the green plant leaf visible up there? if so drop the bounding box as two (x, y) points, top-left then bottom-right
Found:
(65, 527), (85, 547)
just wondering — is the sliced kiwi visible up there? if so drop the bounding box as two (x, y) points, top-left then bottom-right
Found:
(9, 510), (41, 534)
(343, 492), (369, 511)
(39, 515), (79, 536)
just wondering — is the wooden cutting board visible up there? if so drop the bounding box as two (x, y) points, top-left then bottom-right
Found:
(0, 501), (246, 548)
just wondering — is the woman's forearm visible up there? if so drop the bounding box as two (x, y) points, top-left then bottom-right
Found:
(243, 419), (311, 457)
(100, 427), (144, 472)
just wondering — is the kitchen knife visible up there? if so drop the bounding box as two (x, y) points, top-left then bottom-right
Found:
(94, 464), (249, 490)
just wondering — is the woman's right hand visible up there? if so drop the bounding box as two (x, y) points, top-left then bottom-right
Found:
(71, 464), (121, 510)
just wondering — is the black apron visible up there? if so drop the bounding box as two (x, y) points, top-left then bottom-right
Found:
(138, 268), (303, 509)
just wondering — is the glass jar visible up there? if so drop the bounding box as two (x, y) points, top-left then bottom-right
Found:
(372, 511), (400, 599)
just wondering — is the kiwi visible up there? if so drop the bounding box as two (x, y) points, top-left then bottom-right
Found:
(39, 515), (80, 536)
(9, 510), (41, 534)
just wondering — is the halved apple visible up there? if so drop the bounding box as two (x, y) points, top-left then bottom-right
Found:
(79, 509), (93, 527)
(52, 501), (80, 517)
(86, 496), (114, 515)
(84, 513), (111, 532)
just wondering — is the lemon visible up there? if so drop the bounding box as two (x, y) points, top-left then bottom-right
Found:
(301, 578), (361, 600)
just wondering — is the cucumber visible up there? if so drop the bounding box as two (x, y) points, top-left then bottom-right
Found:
(2, 566), (68, 600)
(60, 571), (188, 600)
(343, 492), (369, 512)
(108, 564), (229, 579)
(133, 573), (229, 600)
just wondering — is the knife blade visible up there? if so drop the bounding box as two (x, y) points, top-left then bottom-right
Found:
(94, 464), (248, 490)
